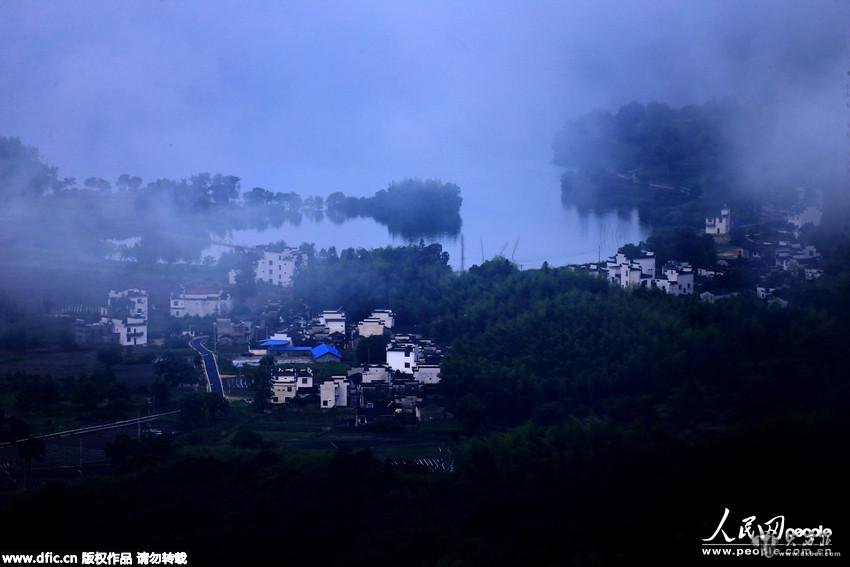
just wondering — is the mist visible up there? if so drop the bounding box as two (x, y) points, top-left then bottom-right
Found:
(1, 0), (846, 196)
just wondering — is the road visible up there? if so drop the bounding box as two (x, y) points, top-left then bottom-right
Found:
(189, 336), (224, 396)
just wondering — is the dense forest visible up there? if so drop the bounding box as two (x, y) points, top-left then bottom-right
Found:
(293, 242), (455, 325)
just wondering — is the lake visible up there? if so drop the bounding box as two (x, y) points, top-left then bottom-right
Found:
(205, 161), (648, 270)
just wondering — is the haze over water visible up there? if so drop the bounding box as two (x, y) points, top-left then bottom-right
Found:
(210, 159), (646, 270)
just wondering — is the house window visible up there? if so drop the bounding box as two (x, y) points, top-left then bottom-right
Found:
(322, 400), (328, 407)
(405, 362), (411, 368)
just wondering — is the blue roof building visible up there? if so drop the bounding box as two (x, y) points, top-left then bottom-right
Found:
(311, 344), (342, 362)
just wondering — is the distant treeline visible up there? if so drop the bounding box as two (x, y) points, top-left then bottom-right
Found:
(326, 179), (462, 239)
(0, 137), (463, 264)
(553, 100), (734, 189)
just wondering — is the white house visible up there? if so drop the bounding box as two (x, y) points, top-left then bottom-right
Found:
(357, 318), (387, 338)
(96, 289), (148, 347)
(106, 289), (148, 320)
(349, 365), (391, 384)
(320, 377), (349, 408)
(276, 367), (314, 389)
(413, 364), (441, 385)
(270, 376), (298, 404)
(369, 309), (395, 329)
(605, 250), (655, 289)
(655, 262), (694, 296)
(319, 310), (346, 335)
(107, 316), (148, 347)
(775, 244), (820, 272)
(255, 248), (300, 287)
(270, 368), (314, 404)
(356, 309), (396, 337)
(170, 288), (232, 318)
(705, 206), (732, 236)
(387, 340), (420, 374)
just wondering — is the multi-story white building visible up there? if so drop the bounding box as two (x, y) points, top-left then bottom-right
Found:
(106, 289), (148, 320)
(705, 206), (732, 236)
(255, 248), (300, 287)
(655, 262), (694, 296)
(170, 288), (232, 318)
(96, 289), (148, 346)
(270, 368), (314, 404)
(107, 316), (148, 346)
(320, 377), (349, 408)
(387, 337), (421, 375)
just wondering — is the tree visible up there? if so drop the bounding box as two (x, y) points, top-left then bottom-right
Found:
(16, 436), (45, 490)
(115, 174), (143, 192)
(646, 226), (717, 268)
(231, 430), (263, 449)
(83, 177), (111, 192)
(97, 346), (123, 369)
(179, 393), (206, 427)
(250, 357), (274, 410)
(356, 335), (389, 365)
(0, 137), (58, 200)
(150, 379), (172, 409)
(155, 353), (197, 386)
(452, 394), (486, 435)
(203, 393), (229, 420)
(105, 433), (171, 471)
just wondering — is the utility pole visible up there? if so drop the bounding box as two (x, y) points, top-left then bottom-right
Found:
(460, 234), (465, 273)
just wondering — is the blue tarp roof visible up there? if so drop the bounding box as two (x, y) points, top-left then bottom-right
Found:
(311, 344), (341, 359)
(260, 338), (290, 346)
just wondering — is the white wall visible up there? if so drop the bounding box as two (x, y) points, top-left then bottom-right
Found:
(320, 378), (349, 408)
(387, 346), (418, 374)
(255, 250), (297, 287)
(413, 365), (441, 384)
(357, 319), (385, 337)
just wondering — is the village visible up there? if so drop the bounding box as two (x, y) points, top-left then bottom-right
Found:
(58, 186), (827, 444)
(572, 187), (825, 307)
(68, 242), (449, 432)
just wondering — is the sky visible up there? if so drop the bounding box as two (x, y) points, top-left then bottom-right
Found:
(1, 0), (848, 196)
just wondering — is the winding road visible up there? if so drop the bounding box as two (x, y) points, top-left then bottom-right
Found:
(189, 336), (224, 396)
